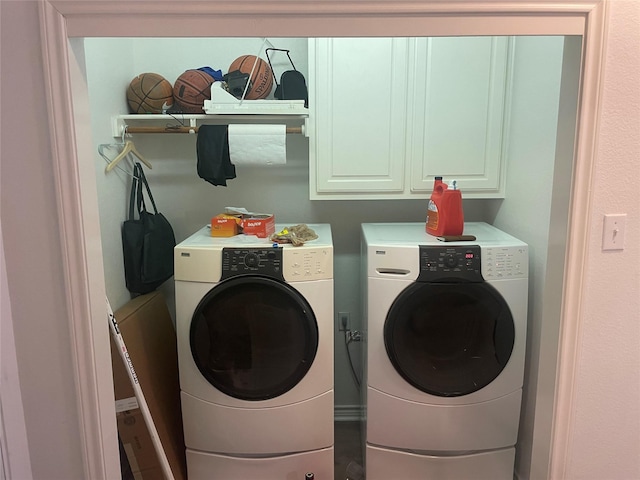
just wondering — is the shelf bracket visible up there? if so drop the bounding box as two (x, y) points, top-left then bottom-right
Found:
(111, 116), (125, 138)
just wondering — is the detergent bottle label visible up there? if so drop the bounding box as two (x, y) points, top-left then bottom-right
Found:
(426, 199), (439, 231)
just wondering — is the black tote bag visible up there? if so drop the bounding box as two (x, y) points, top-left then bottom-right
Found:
(265, 48), (308, 107)
(122, 163), (176, 295)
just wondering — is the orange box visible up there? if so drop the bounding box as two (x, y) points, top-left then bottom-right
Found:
(211, 216), (241, 237)
(241, 214), (275, 238)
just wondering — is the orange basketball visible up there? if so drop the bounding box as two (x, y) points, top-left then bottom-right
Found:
(173, 69), (215, 114)
(227, 55), (273, 100)
(126, 73), (173, 114)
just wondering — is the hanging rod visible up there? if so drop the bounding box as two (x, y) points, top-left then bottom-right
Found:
(111, 116), (309, 137)
(123, 125), (303, 135)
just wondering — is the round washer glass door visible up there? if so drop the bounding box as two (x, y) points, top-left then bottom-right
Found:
(190, 276), (318, 401)
(384, 282), (515, 397)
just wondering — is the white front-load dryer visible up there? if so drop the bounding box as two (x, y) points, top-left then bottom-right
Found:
(175, 224), (334, 480)
(361, 222), (529, 480)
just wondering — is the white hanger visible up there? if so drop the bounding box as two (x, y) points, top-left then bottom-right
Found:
(100, 126), (152, 173)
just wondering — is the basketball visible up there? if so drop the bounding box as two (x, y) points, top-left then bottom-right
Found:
(126, 73), (173, 114)
(227, 55), (273, 100)
(173, 69), (215, 113)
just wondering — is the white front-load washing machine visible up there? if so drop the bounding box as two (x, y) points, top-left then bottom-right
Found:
(175, 224), (334, 480)
(361, 222), (529, 480)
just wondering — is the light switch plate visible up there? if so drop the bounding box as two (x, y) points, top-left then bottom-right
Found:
(602, 214), (626, 251)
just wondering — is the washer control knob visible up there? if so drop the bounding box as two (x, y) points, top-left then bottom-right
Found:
(445, 254), (458, 268)
(244, 253), (259, 268)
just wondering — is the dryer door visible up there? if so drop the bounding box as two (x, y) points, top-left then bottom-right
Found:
(384, 282), (514, 397)
(189, 276), (318, 401)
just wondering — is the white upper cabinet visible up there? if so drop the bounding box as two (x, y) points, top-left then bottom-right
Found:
(409, 37), (510, 195)
(309, 38), (411, 195)
(309, 37), (512, 200)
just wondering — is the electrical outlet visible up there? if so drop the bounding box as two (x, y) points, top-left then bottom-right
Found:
(338, 312), (351, 331)
(602, 214), (626, 251)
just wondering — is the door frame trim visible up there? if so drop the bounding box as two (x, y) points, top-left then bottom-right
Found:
(38, 1), (607, 478)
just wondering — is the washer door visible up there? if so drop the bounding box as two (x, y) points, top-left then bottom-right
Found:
(384, 282), (515, 397)
(190, 276), (318, 401)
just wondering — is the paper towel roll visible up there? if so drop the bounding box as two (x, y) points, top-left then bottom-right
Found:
(228, 124), (286, 166)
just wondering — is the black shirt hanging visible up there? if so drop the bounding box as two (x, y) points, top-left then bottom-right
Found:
(196, 124), (237, 186)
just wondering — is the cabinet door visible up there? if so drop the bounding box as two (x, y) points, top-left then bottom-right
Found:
(409, 37), (510, 196)
(309, 38), (410, 198)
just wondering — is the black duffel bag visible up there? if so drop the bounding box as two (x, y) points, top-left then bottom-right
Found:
(122, 162), (176, 295)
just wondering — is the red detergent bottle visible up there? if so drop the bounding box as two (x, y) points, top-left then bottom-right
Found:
(426, 177), (464, 237)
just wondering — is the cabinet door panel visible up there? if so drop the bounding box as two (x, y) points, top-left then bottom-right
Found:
(310, 38), (409, 195)
(410, 37), (509, 195)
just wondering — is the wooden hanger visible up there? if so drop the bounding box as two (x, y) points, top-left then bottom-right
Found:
(98, 143), (134, 178)
(105, 140), (152, 172)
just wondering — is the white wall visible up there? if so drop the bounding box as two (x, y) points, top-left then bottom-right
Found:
(1, 2), (638, 479)
(87, 38), (134, 311)
(563, 1), (640, 477)
(0, 224), (33, 480)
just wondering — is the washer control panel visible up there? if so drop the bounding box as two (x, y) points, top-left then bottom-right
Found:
(481, 246), (529, 279)
(418, 245), (482, 282)
(221, 247), (284, 280)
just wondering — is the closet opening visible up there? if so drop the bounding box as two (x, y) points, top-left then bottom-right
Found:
(40, 3), (606, 479)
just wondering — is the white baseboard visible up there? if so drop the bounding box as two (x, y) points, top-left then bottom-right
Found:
(335, 404), (364, 422)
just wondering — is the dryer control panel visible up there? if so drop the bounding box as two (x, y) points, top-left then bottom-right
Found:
(283, 248), (333, 282)
(221, 247), (284, 281)
(418, 245), (482, 282)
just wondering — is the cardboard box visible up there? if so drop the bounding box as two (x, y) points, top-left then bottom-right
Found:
(241, 214), (275, 238)
(210, 215), (240, 237)
(110, 291), (187, 480)
(116, 409), (162, 480)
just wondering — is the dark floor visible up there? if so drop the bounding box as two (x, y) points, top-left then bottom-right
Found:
(334, 421), (364, 480)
